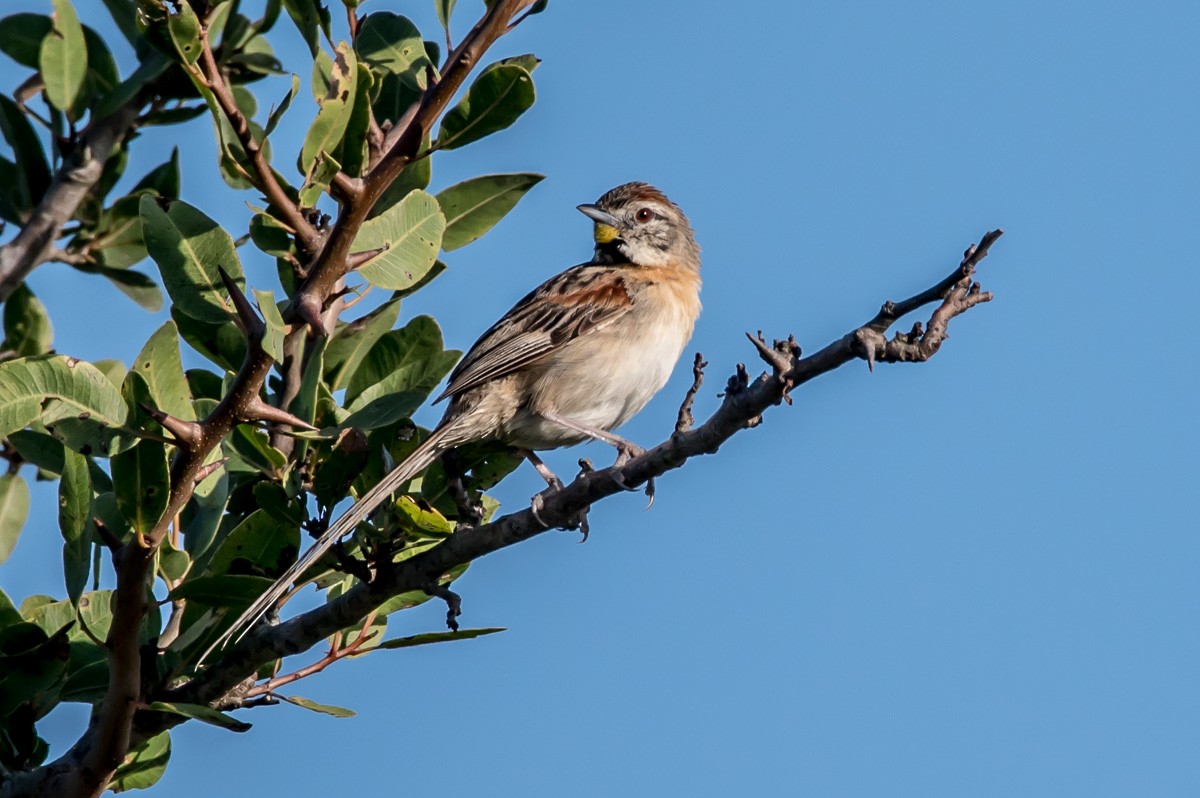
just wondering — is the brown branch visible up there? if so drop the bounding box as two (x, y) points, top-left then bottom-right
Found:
(290, 0), (537, 313)
(237, 612), (379, 701)
(118, 229), (1004, 745)
(195, 34), (320, 254)
(0, 102), (141, 300)
(675, 353), (707, 433)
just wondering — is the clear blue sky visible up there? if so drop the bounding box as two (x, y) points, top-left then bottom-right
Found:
(3, 1), (1198, 795)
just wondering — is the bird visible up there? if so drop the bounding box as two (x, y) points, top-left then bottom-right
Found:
(210, 181), (702, 654)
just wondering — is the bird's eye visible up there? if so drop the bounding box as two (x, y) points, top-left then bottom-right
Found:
(635, 208), (653, 223)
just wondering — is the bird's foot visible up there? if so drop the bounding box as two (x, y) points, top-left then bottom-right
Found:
(607, 442), (655, 508)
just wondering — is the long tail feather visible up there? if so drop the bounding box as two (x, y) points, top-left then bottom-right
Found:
(200, 424), (455, 662)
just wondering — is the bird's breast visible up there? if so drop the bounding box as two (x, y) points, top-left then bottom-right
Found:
(512, 269), (700, 447)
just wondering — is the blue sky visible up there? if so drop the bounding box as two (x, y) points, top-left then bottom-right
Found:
(3, 1), (1198, 795)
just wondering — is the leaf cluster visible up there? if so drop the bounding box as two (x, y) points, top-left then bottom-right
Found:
(0, 0), (546, 790)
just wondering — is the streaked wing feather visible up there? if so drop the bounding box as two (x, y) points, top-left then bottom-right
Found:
(436, 265), (632, 401)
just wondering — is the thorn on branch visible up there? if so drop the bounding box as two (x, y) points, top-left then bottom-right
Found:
(93, 517), (122, 552)
(675, 353), (707, 433)
(219, 267), (265, 341)
(720, 363), (751, 399)
(193, 458), (228, 484)
(746, 331), (801, 403)
(346, 245), (387, 271)
(241, 398), (318, 431)
(139, 403), (203, 448)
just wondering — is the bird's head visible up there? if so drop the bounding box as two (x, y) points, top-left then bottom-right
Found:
(578, 182), (700, 272)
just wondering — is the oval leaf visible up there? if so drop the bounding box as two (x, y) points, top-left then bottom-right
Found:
(436, 63), (534, 150)
(38, 0), (87, 114)
(111, 439), (169, 535)
(132, 320), (195, 422)
(354, 190), (445, 291)
(58, 449), (91, 602)
(0, 355), (132, 457)
(140, 195), (245, 323)
(355, 12), (429, 88)
(436, 173), (543, 251)
(0, 474), (30, 565)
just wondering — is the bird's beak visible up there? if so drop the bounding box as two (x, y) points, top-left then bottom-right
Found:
(577, 204), (622, 244)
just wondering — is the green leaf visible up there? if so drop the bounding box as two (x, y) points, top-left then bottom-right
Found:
(345, 315), (459, 408)
(85, 197), (147, 269)
(0, 622), (70, 720)
(498, 53), (541, 73)
(311, 428), (368, 508)
(435, 63), (534, 150)
(339, 63), (373, 177)
(92, 52), (170, 121)
(132, 321), (195, 422)
(97, 0), (139, 49)
(372, 627), (504, 650)
(0, 474), (30, 565)
(228, 424), (287, 477)
(253, 289), (287, 365)
(356, 12), (430, 88)
(0, 14), (51, 67)
(300, 42), (357, 175)
(101, 268), (164, 312)
(392, 495), (452, 537)
(324, 297), (400, 392)
(0, 94), (51, 223)
(354, 190), (445, 291)
(298, 150), (341, 208)
(172, 310), (246, 373)
(158, 537), (190, 583)
(131, 148), (181, 199)
(147, 701), (251, 732)
(436, 173), (543, 251)
(435, 0), (457, 36)
(168, 574), (272, 607)
(7, 430), (65, 475)
(264, 73), (301, 136)
(111, 439), (170, 535)
(58, 450), (91, 602)
(166, 0), (202, 64)
(0, 589), (21, 628)
(0, 355), (132, 457)
(281, 0), (328, 57)
(253, 482), (304, 526)
(2, 284), (54, 357)
(140, 195), (246, 323)
(279, 694), (356, 718)
(78, 26), (120, 114)
(205, 509), (299, 578)
(111, 731), (171, 792)
(39, 0), (88, 114)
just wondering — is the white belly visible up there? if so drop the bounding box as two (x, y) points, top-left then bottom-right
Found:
(506, 297), (695, 450)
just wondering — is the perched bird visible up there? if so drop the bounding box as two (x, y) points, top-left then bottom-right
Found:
(215, 181), (702, 650)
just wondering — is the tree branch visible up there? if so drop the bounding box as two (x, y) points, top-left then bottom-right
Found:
(0, 103), (140, 300)
(194, 34), (320, 254)
(288, 0), (537, 320)
(123, 229), (1004, 741)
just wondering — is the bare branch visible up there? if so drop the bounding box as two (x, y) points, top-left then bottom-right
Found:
(119, 230), (1004, 745)
(675, 354), (707, 433)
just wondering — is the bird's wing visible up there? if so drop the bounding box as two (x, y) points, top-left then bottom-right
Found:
(435, 264), (633, 402)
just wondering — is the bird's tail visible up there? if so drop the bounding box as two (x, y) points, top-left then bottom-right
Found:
(201, 424), (456, 661)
